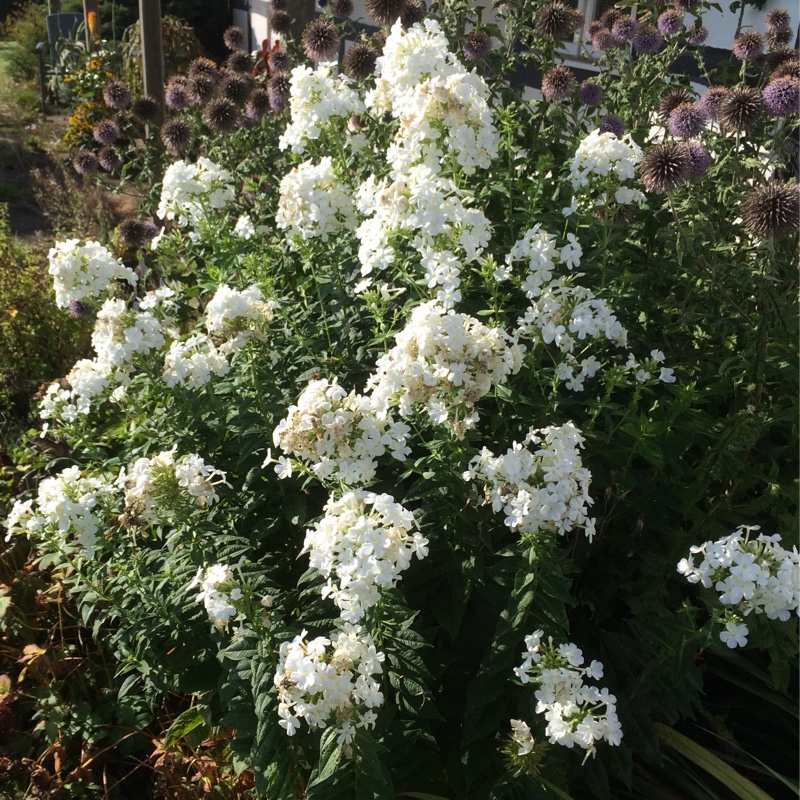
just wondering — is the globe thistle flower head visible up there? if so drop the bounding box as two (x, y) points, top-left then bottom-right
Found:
(223, 25), (246, 51)
(401, 0), (426, 26)
(68, 300), (92, 318)
(161, 118), (194, 152)
(765, 8), (791, 35)
(331, 0), (354, 16)
(680, 140), (712, 178)
(463, 30), (492, 60)
(268, 71), (291, 113)
(598, 114), (625, 136)
(536, 2), (577, 40)
(204, 98), (239, 132)
(221, 72), (253, 104)
(187, 74), (216, 106)
(270, 10), (293, 35)
(612, 16), (639, 42)
(271, 0), (288, 10)
(668, 102), (708, 138)
(741, 183), (799, 238)
(586, 20), (605, 41)
(578, 81), (603, 105)
(770, 28), (793, 45)
(732, 30), (764, 61)
(226, 51), (253, 73)
(73, 149), (99, 175)
(718, 86), (764, 131)
(657, 9), (684, 36)
(93, 119), (120, 146)
(658, 88), (694, 121)
(365, 0), (406, 25)
(766, 47), (797, 75)
(592, 28), (616, 50)
(699, 85), (729, 119)
(641, 143), (690, 192)
(98, 145), (122, 171)
(132, 95), (159, 123)
(541, 65), (576, 101)
(673, 0), (699, 12)
(763, 76), (800, 117)
(103, 80), (131, 109)
(248, 87), (271, 119)
(268, 49), (292, 72)
(165, 78), (188, 110)
(687, 24), (708, 45)
(343, 43), (378, 80)
(189, 57), (219, 81)
(302, 17), (340, 60)
(118, 218), (159, 248)
(599, 8), (625, 29)
(774, 57), (800, 80)
(633, 26), (664, 54)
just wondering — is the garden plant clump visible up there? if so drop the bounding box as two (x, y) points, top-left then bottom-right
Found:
(1, 0), (798, 797)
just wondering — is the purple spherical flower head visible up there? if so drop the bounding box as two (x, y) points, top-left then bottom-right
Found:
(633, 26), (664, 55)
(103, 81), (131, 110)
(73, 149), (99, 175)
(765, 7), (792, 36)
(700, 86), (729, 119)
(763, 76), (800, 117)
(657, 9), (684, 37)
(93, 119), (120, 146)
(732, 30), (764, 61)
(463, 30), (492, 60)
(680, 140), (712, 178)
(612, 16), (638, 42)
(687, 25), (708, 45)
(541, 65), (576, 101)
(68, 300), (92, 318)
(165, 81), (188, 111)
(98, 145), (122, 171)
(578, 81), (603, 105)
(599, 114), (625, 136)
(668, 102), (708, 138)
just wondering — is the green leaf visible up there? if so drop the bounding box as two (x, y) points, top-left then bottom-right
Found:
(163, 705), (208, 750)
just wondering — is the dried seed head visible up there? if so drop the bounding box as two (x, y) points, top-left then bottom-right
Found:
(160, 118), (194, 152)
(640, 142), (690, 192)
(131, 95), (159, 123)
(302, 17), (340, 60)
(741, 183), (799, 238)
(718, 85), (764, 131)
(343, 43), (379, 80)
(220, 71), (253, 104)
(204, 97), (239, 132)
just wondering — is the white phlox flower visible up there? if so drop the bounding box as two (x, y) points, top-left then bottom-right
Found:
(157, 157), (235, 232)
(188, 562), (243, 627)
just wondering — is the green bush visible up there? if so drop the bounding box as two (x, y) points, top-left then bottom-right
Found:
(1, 0), (48, 79)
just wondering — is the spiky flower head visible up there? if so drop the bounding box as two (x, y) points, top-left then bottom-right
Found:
(118, 219), (159, 248)
(657, 9), (684, 36)
(365, 0), (407, 25)
(632, 26), (664, 54)
(73, 149), (99, 175)
(160, 118), (194, 152)
(541, 65), (576, 101)
(98, 146), (122, 171)
(598, 114), (625, 136)
(401, 0), (426, 26)
(93, 119), (120, 146)
(668, 102), (708, 138)
(226, 51), (253, 73)
(204, 97), (239, 132)
(699, 85), (729, 119)
(270, 10), (293, 35)
(718, 86), (764, 131)
(774, 57), (800, 80)
(268, 49), (292, 72)
(763, 75), (800, 117)
(463, 30), (492, 60)
(331, 0), (354, 16)
(640, 143), (690, 192)
(612, 16), (638, 42)
(268, 71), (292, 113)
(599, 8), (624, 29)
(741, 183), (799, 238)
(132, 95), (159, 123)
(578, 81), (603, 105)
(271, 0), (288, 10)
(687, 24), (708, 44)
(732, 30), (764, 61)
(659, 88), (694, 121)
(766, 47), (797, 75)
(680, 140), (712, 178)
(591, 28), (616, 50)
(302, 17), (340, 60)
(673, 0), (699, 11)
(189, 57), (220, 81)
(68, 300), (92, 318)
(220, 71), (253, 104)
(536, 2), (578, 40)
(103, 81), (131, 109)
(765, 8), (791, 35)
(343, 43), (378, 80)
(165, 77), (188, 110)
(223, 25), (246, 51)
(187, 74), (216, 106)
(247, 87), (271, 118)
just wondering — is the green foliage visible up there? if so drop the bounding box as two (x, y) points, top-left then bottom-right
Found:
(1, 0), (48, 78)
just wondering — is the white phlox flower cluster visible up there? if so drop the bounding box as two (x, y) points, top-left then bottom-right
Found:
(233, 214), (256, 240)
(279, 62), (365, 154)
(354, 167), (491, 308)
(116, 447), (229, 527)
(188, 562), (243, 627)
(567, 130), (645, 214)
(509, 719), (536, 756)
(366, 19), (498, 177)
(513, 631), (623, 758)
(678, 525), (800, 649)
(303, 491), (428, 623)
(366, 302), (525, 436)
(157, 157), (236, 230)
(272, 378), (411, 485)
(274, 626), (385, 741)
(48, 239), (137, 308)
(204, 284), (274, 337)
(276, 157), (356, 245)
(464, 422), (596, 540)
(40, 288), (177, 423)
(5, 466), (116, 559)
